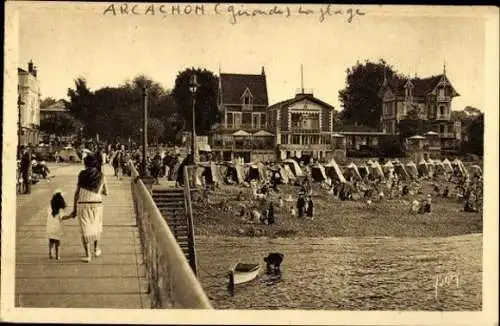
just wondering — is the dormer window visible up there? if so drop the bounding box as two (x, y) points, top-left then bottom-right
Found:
(241, 87), (253, 106)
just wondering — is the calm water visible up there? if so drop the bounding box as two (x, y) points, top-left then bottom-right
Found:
(196, 234), (482, 310)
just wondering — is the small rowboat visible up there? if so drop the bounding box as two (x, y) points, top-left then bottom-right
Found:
(229, 263), (261, 285)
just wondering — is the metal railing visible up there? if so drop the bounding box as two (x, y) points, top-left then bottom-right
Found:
(129, 162), (212, 309)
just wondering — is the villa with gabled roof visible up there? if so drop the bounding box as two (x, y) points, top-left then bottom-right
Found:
(209, 67), (275, 162)
(378, 65), (461, 150)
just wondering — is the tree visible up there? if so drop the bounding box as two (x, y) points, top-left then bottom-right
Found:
(40, 97), (57, 109)
(172, 68), (219, 135)
(40, 112), (83, 136)
(148, 118), (166, 145)
(67, 78), (94, 123)
(464, 106), (481, 117)
(463, 113), (484, 156)
(398, 109), (431, 141)
(338, 59), (405, 128)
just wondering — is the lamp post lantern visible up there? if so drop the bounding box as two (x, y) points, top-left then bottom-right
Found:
(142, 86), (149, 177)
(188, 74), (199, 164)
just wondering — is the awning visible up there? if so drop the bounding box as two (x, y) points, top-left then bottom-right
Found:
(198, 143), (211, 152)
(232, 130), (251, 136)
(253, 130), (274, 137)
(408, 135), (426, 140)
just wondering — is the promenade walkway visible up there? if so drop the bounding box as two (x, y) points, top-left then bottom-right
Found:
(15, 164), (150, 308)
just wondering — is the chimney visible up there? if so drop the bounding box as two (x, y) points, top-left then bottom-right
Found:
(261, 66), (265, 76)
(28, 60), (34, 73)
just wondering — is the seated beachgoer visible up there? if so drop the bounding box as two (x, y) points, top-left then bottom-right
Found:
(442, 186), (450, 198)
(251, 209), (261, 223)
(423, 195), (432, 213)
(410, 199), (420, 214)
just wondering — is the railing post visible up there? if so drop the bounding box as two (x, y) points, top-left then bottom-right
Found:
(183, 165), (198, 275)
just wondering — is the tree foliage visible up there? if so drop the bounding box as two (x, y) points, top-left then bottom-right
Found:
(462, 113), (484, 156)
(398, 109), (431, 140)
(338, 59), (405, 128)
(65, 75), (181, 144)
(40, 97), (57, 109)
(40, 112), (83, 136)
(172, 68), (219, 135)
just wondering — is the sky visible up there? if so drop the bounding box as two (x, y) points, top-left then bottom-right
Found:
(16, 2), (489, 111)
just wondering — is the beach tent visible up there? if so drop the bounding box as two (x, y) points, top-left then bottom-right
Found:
(452, 158), (469, 177)
(469, 164), (482, 177)
(344, 162), (362, 181)
(222, 162), (245, 184)
(382, 160), (395, 178)
(282, 164), (296, 182)
(392, 161), (410, 180)
(358, 164), (370, 179)
(405, 161), (419, 179)
(199, 162), (222, 186)
(311, 164), (328, 182)
(368, 161), (385, 180)
(417, 159), (430, 177)
(431, 159), (446, 175)
(442, 158), (454, 173)
(324, 158), (347, 184)
(268, 165), (289, 184)
(283, 159), (305, 177)
(246, 163), (267, 182)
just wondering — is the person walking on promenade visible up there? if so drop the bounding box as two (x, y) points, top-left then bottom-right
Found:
(20, 145), (32, 194)
(47, 190), (73, 260)
(70, 154), (108, 262)
(112, 150), (123, 179)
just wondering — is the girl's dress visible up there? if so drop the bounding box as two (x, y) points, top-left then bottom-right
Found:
(47, 208), (64, 241)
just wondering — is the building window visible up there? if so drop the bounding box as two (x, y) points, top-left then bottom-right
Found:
(253, 113), (260, 128)
(233, 112), (242, 127)
(291, 135), (300, 144)
(439, 105), (445, 116)
(260, 114), (266, 127)
(281, 135), (286, 144)
(439, 88), (445, 98)
(227, 112), (233, 126)
(242, 113), (251, 125)
(440, 125), (445, 133)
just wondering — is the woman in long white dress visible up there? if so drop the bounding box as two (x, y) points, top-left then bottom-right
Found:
(71, 155), (108, 262)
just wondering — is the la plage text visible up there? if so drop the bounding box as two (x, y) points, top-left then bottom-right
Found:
(102, 3), (366, 24)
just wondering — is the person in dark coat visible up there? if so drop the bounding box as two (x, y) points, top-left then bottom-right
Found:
(267, 203), (275, 225)
(297, 195), (306, 218)
(20, 146), (32, 194)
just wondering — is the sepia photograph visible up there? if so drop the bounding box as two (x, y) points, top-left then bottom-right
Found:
(1, 2), (498, 325)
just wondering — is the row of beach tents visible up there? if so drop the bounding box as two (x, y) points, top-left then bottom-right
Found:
(184, 157), (481, 187)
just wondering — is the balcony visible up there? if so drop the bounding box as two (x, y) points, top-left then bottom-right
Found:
(211, 123), (270, 133)
(435, 114), (451, 121)
(242, 104), (253, 111)
(440, 132), (456, 139)
(289, 127), (322, 134)
(211, 138), (275, 150)
(437, 95), (451, 102)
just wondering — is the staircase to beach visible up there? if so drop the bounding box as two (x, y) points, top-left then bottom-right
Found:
(152, 187), (198, 275)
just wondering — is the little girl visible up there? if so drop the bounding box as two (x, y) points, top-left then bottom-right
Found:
(47, 190), (73, 260)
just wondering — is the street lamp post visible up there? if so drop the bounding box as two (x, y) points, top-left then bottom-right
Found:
(142, 86), (149, 177)
(17, 95), (24, 150)
(188, 74), (200, 164)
